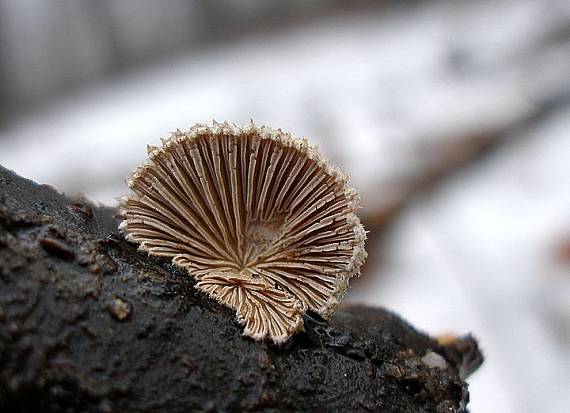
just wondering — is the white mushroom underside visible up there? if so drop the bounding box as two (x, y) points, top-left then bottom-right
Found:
(120, 122), (366, 344)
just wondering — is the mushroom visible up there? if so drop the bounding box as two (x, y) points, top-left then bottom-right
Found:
(119, 121), (367, 344)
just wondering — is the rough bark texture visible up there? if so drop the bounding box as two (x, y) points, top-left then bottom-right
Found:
(0, 166), (482, 412)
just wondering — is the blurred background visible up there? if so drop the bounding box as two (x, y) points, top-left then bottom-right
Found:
(1, 0), (569, 411)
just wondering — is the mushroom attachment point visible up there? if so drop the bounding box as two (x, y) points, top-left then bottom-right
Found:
(119, 122), (367, 344)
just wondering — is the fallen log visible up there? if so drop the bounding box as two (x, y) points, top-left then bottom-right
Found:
(0, 165), (482, 412)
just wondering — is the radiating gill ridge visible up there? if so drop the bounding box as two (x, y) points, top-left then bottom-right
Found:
(119, 121), (367, 344)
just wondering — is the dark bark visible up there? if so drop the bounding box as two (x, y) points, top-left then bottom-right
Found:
(0, 165), (482, 412)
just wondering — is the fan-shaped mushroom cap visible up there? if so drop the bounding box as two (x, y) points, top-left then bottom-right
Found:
(119, 121), (367, 344)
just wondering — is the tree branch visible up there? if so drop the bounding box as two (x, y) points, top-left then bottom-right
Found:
(0, 165), (481, 412)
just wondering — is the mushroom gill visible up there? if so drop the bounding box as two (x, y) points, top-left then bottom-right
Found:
(119, 121), (367, 344)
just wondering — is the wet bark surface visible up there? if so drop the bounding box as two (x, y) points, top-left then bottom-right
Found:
(0, 165), (482, 412)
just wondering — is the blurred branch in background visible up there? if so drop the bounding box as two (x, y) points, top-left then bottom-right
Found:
(360, 90), (570, 272)
(555, 236), (570, 265)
